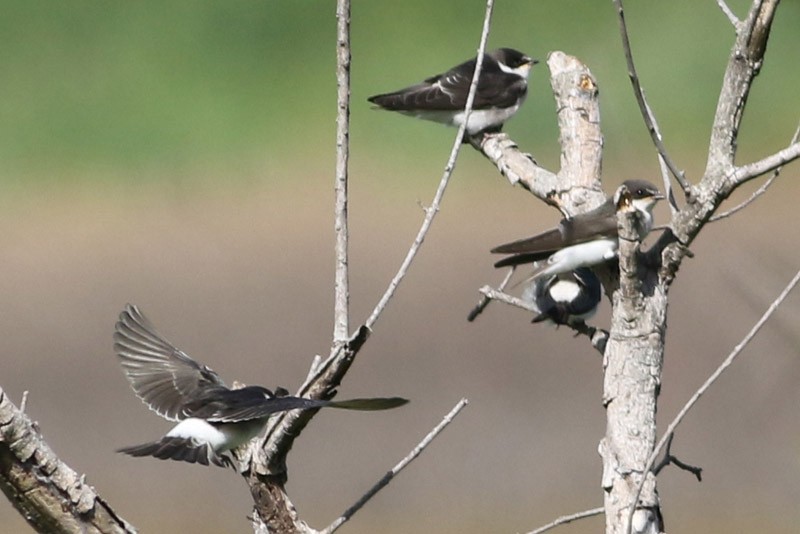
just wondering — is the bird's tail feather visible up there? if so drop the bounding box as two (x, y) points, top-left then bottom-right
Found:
(117, 437), (232, 468)
(325, 397), (409, 411)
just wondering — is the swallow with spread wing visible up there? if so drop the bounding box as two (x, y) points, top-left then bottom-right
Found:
(114, 305), (408, 468)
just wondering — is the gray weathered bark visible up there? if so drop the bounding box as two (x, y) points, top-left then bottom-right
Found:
(475, 3), (795, 533)
(0, 388), (136, 534)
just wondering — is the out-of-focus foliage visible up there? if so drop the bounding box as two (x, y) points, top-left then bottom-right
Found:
(0, 0), (797, 184)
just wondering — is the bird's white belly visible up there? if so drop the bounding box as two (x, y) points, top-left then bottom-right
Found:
(165, 417), (266, 452)
(454, 103), (522, 134)
(400, 101), (523, 134)
(542, 238), (618, 276)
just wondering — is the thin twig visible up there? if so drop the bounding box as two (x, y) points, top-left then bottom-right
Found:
(730, 139), (800, 188)
(613, 0), (690, 194)
(716, 0), (741, 27)
(20, 390), (29, 412)
(711, 113), (798, 222)
(333, 0), (351, 343)
(477, 286), (609, 353)
(524, 507), (604, 534)
(319, 399), (469, 534)
(478, 285), (540, 314)
(626, 267), (800, 534)
(651, 434), (702, 481)
(711, 169), (777, 222)
(468, 267), (515, 321)
(657, 153), (679, 215)
(364, 0), (496, 330)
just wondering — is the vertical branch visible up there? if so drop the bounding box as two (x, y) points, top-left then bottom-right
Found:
(333, 0), (351, 344)
(602, 202), (667, 534)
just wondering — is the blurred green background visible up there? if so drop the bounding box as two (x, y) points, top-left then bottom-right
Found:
(1, 1), (798, 532)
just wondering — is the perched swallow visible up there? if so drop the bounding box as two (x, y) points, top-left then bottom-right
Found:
(114, 304), (408, 468)
(368, 48), (536, 135)
(521, 267), (602, 325)
(492, 180), (664, 275)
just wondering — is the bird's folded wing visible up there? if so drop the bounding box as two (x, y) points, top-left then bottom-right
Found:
(114, 304), (227, 421)
(491, 201), (618, 267)
(369, 55), (523, 111)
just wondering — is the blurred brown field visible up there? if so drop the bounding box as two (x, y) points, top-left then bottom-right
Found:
(1, 1), (799, 532)
(0, 165), (798, 533)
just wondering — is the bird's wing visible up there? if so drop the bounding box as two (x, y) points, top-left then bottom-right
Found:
(368, 55), (524, 111)
(189, 388), (409, 423)
(492, 201), (617, 267)
(114, 304), (227, 422)
(430, 56), (526, 110)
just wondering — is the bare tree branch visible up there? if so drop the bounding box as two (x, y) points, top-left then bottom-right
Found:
(478, 285), (541, 314)
(613, 0), (691, 194)
(467, 267), (515, 321)
(468, 133), (559, 203)
(731, 140), (800, 186)
(703, 0), (779, 179)
(525, 506), (604, 534)
(627, 267), (800, 534)
(660, 0), (784, 271)
(716, 0), (741, 27)
(651, 435), (702, 481)
(365, 0), (496, 330)
(711, 122), (799, 222)
(470, 52), (607, 216)
(0, 388), (136, 534)
(244, 1), (496, 529)
(476, 285), (609, 353)
(333, 0), (351, 344)
(319, 399), (469, 534)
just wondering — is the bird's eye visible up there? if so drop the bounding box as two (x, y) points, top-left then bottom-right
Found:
(636, 189), (644, 195)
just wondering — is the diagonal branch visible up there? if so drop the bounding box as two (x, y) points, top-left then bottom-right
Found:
(730, 139), (800, 187)
(703, 0), (779, 178)
(627, 267), (800, 534)
(525, 506), (604, 534)
(476, 286), (609, 354)
(716, 0), (741, 27)
(0, 388), (136, 533)
(319, 399), (469, 534)
(662, 0), (784, 268)
(470, 51), (607, 215)
(245, 1), (496, 529)
(711, 123), (800, 222)
(613, 0), (690, 194)
(365, 0), (496, 330)
(467, 267), (515, 321)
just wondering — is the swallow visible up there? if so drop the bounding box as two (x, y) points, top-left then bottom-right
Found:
(521, 267), (602, 325)
(114, 305), (408, 468)
(492, 180), (664, 276)
(368, 48), (536, 135)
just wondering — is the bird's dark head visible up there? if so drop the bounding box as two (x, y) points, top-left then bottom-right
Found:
(615, 179), (664, 213)
(491, 48), (538, 77)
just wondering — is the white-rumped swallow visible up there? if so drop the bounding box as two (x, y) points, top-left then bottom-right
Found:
(521, 267), (602, 325)
(492, 180), (664, 276)
(368, 48), (536, 135)
(114, 305), (408, 468)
